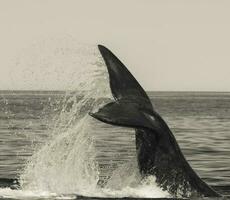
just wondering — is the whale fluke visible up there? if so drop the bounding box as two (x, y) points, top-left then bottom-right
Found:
(98, 45), (153, 112)
(90, 45), (221, 198)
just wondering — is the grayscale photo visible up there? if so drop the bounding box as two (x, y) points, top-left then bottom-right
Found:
(0, 1), (229, 199)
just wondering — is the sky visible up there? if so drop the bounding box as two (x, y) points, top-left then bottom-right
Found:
(1, 0), (230, 91)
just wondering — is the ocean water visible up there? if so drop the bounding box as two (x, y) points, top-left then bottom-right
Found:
(0, 90), (229, 199)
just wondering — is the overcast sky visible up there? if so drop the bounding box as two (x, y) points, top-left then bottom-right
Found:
(1, 0), (230, 91)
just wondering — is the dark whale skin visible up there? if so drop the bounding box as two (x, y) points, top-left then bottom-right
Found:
(89, 45), (221, 198)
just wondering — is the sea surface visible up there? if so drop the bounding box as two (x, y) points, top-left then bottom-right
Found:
(0, 90), (229, 199)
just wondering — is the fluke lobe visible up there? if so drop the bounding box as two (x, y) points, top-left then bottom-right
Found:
(89, 45), (221, 198)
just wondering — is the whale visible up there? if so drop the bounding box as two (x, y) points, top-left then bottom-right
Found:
(89, 45), (221, 198)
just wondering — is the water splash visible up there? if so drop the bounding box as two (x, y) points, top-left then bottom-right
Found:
(19, 44), (111, 195)
(16, 42), (169, 198)
(101, 176), (170, 198)
(20, 116), (98, 194)
(101, 159), (169, 198)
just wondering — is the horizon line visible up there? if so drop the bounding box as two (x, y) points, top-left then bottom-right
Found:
(0, 89), (230, 93)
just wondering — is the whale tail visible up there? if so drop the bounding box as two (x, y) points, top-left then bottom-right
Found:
(97, 45), (152, 106)
(90, 45), (156, 130)
(89, 45), (220, 198)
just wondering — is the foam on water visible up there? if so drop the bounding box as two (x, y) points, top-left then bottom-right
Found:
(3, 43), (170, 198)
(0, 188), (59, 199)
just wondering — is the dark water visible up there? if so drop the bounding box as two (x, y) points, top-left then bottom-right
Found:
(0, 91), (229, 199)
